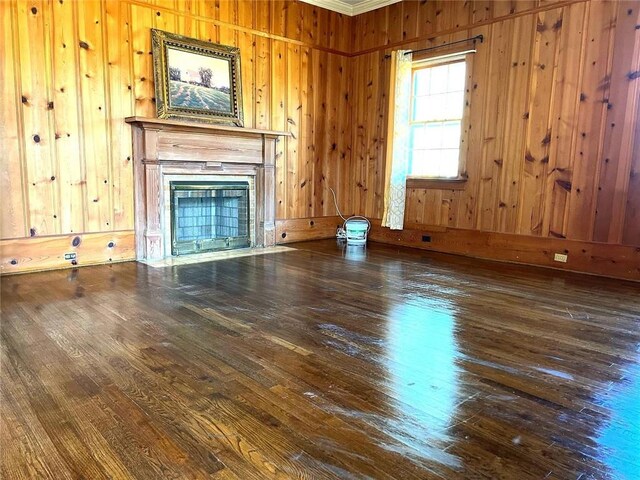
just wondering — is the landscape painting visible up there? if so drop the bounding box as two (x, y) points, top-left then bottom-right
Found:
(151, 29), (243, 126)
(167, 47), (232, 113)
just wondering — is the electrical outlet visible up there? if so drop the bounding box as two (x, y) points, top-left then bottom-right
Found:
(554, 253), (568, 263)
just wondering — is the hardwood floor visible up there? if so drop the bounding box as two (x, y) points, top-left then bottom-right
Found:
(1, 240), (639, 479)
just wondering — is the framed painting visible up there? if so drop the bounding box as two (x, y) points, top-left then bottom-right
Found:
(151, 29), (243, 126)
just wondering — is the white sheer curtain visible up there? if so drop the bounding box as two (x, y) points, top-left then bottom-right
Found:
(382, 50), (412, 230)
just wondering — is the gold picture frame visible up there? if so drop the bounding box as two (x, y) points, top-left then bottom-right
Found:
(151, 29), (243, 126)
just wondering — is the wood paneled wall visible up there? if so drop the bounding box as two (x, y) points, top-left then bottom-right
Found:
(350, 0), (640, 247)
(1, 0), (353, 272)
(2, 0), (638, 274)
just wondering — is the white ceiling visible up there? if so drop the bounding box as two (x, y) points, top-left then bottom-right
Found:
(299, 0), (402, 16)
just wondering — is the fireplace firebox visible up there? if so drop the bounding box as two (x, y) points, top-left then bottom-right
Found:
(170, 181), (251, 255)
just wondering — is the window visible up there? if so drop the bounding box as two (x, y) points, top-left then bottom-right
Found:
(408, 57), (467, 179)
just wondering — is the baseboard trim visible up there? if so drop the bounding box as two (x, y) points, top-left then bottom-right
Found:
(275, 216), (345, 244)
(368, 220), (640, 282)
(7, 221), (634, 281)
(1, 231), (136, 275)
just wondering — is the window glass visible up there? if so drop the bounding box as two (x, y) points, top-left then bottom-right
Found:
(408, 58), (466, 178)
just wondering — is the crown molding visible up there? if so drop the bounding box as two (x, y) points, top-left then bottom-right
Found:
(350, 0), (402, 15)
(299, 0), (401, 16)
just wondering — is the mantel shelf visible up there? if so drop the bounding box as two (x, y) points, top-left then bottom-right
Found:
(125, 116), (290, 139)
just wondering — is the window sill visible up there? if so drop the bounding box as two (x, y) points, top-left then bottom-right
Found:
(406, 177), (467, 190)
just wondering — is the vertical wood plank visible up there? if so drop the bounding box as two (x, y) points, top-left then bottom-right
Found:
(517, 9), (563, 236)
(316, 6), (330, 49)
(322, 52), (338, 217)
(416, 0), (437, 39)
(374, 50), (390, 219)
(311, 49), (327, 219)
(477, 20), (513, 231)
(237, 0), (255, 129)
(472, 1), (494, 24)
(0, 0), (28, 238)
(51, 0), (87, 234)
(77, 0), (112, 232)
(456, 25), (490, 230)
(565, 0), (616, 241)
(423, 190), (443, 226)
(543, 3), (587, 239)
(285, 0), (302, 43)
(286, 42), (301, 219)
(269, 0), (286, 39)
(153, 1), (177, 33)
(301, 47), (315, 217)
(272, 40), (287, 220)
(350, 55), (364, 217)
(387, 4), (402, 44)
(254, 38), (271, 129)
(131, 5), (155, 117)
(401, 1), (419, 41)
(176, 0), (198, 37)
(404, 189), (422, 225)
(360, 53), (372, 219)
(16, 0), (58, 236)
(592, 1), (640, 243)
(498, 16), (535, 233)
(217, 0), (238, 47)
(105, 0), (135, 231)
(338, 53), (353, 216)
(440, 194), (453, 226)
(621, 99), (640, 245)
(364, 52), (380, 218)
(197, 0), (217, 42)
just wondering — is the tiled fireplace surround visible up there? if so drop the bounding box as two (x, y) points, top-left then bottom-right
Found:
(126, 117), (288, 261)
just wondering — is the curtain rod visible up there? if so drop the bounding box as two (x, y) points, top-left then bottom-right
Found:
(403, 34), (484, 56)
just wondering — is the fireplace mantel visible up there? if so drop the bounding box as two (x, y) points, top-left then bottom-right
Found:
(125, 117), (288, 261)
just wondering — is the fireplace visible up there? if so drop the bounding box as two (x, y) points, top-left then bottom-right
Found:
(170, 181), (251, 255)
(125, 117), (288, 261)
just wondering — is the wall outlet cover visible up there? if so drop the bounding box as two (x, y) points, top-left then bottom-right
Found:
(554, 253), (568, 263)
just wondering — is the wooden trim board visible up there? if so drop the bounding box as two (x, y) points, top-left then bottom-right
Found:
(350, 0), (588, 57)
(276, 216), (346, 243)
(125, 0), (351, 57)
(3, 218), (637, 281)
(1, 231), (135, 275)
(125, 0), (587, 58)
(368, 220), (640, 282)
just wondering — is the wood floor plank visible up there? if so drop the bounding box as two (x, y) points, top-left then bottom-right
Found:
(2, 239), (639, 479)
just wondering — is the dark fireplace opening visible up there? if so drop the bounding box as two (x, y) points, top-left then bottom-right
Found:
(170, 181), (250, 255)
